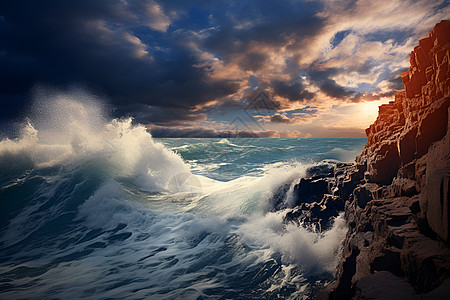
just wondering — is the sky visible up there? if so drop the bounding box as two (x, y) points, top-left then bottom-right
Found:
(1, 0), (449, 138)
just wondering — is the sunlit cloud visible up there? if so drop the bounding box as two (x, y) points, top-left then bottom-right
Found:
(146, 1), (175, 32)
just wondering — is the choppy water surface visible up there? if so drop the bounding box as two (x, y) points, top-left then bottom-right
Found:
(0, 93), (366, 299)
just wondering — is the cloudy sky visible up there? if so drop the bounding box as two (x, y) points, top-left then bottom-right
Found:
(1, 0), (449, 138)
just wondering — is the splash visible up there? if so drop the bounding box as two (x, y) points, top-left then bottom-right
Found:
(0, 88), (191, 192)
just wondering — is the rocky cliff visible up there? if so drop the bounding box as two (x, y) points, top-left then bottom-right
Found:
(274, 20), (450, 299)
(325, 20), (450, 299)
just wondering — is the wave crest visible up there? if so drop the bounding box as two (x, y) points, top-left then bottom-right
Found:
(0, 89), (192, 192)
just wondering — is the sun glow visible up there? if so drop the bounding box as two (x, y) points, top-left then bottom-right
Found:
(356, 98), (392, 128)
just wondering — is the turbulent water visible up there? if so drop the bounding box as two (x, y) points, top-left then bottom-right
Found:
(0, 92), (367, 299)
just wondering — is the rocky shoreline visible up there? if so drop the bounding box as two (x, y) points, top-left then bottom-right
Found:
(281, 20), (450, 299)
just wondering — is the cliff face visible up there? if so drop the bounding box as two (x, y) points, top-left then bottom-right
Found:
(327, 20), (450, 299)
(357, 20), (450, 242)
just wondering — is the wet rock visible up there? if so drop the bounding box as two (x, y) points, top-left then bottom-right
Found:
(271, 163), (338, 212)
(283, 194), (342, 231)
(293, 177), (330, 204)
(328, 245), (360, 300)
(270, 183), (292, 211)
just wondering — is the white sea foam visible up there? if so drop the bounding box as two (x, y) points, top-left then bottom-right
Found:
(237, 212), (347, 275)
(217, 138), (231, 145)
(0, 89), (192, 192)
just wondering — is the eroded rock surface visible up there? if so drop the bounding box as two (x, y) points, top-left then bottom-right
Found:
(324, 20), (450, 299)
(279, 21), (450, 299)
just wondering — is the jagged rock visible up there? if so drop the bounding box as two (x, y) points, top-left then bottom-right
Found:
(283, 194), (342, 231)
(334, 164), (365, 199)
(271, 164), (337, 211)
(415, 155), (428, 191)
(353, 184), (376, 209)
(328, 245), (360, 300)
(397, 161), (416, 180)
(325, 21), (450, 300)
(358, 20), (450, 185)
(400, 232), (450, 292)
(422, 279), (450, 299)
(368, 140), (401, 185)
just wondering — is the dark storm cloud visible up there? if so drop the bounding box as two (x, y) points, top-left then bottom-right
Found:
(290, 106), (318, 115)
(245, 90), (281, 111)
(349, 91), (397, 103)
(0, 0), (239, 120)
(319, 80), (354, 98)
(270, 114), (291, 124)
(0, 94), (30, 120)
(201, 0), (323, 57)
(309, 69), (355, 99)
(240, 52), (268, 72)
(271, 80), (315, 102)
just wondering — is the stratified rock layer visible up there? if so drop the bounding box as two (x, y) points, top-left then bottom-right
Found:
(326, 20), (450, 299)
(357, 19), (450, 243)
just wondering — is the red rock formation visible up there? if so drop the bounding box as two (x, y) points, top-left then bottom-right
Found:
(357, 20), (450, 242)
(325, 21), (450, 299)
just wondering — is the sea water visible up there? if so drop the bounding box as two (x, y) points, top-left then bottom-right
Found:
(0, 92), (367, 299)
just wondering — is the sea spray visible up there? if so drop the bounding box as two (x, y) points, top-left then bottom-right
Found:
(1, 89), (192, 192)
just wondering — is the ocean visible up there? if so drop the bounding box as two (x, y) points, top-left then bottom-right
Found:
(0, 98), (367, 299)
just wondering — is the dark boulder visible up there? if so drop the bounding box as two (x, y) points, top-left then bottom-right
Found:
(293, 177), (330, 205)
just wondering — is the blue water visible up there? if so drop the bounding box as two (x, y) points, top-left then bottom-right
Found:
(161, 138), (366, 181)
(0, 96), (366, 299)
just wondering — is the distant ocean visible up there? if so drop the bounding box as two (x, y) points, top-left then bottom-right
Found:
(0, 98), (367, 299)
